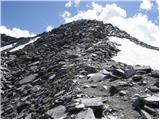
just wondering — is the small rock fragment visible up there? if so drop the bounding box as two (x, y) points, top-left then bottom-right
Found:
(109, 81), (129, 96)
(148, 86), (159, 93)
(54, 90), (65, 97)
(103, 85), (108, 90)
(112, 68), (125, 77)
(119, 90), (126, 96)
(132, 75), (142, 82)
(49, 74), (56, 80)
(141, 109), (152, 119)
(75, 104), (85, 109)
(149, 70), (159, 78)
(124, 66), (136, 78)
(141, 81), (147, 85)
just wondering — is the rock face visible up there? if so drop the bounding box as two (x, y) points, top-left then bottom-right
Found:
(1, 20), (159, 119)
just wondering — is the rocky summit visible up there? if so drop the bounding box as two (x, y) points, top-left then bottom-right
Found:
(0, 20), (159, 119)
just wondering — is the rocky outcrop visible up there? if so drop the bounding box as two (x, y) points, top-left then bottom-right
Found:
(1, 20), (159, 119)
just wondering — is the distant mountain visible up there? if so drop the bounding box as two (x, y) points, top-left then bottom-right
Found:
(1, 20), (159, 119)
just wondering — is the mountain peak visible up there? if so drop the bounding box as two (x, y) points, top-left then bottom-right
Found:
(1, 20), (159, 119)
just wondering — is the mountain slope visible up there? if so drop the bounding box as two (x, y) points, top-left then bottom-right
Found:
(1, 20), (159, 119)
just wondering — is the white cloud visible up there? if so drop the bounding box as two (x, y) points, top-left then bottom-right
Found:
(74, 0), (81, 7)
(64, 0), (80, 8)
(156, 0), (160, 28)
(61, 11), (71, 20)
(0, 25), (36, 38)
(62, 3), (126, 23)
(46, 25), (54, 32)
(91, 2), (103, 13)
(61, 2), (159, 46)
(106, 13), (160, 46)
(65, 0), (72, 8)
(140, 0), (153, 10)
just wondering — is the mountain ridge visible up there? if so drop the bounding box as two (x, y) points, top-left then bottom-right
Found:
(1, 20), (159, 51)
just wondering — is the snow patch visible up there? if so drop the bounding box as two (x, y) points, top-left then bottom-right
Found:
(10, 37), (40, 52)
(0, 43), (16, 52)
(109, 37), (159, 70)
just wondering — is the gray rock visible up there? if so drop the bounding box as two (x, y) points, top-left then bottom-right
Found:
(149, 70), (159, 78)
(87, 73), (106, 82)
(144, 96), (159, 107)
(46, 105), (67, 119)
(124, 66), (136, 78)
(31, 85), (41, 92)
(132, 75), (143, 82)
(148, 86), (159, 92)
(16, 103), (29, 114)
(90, 84), (98, 88)
(54, 90), (65, 97)
(113, 68), (125, 77)
(49, 74), (56, 80)
(25, 113), (32, 119)
(109, 81), (129, 96)
(141, 81), (147, 85)
(76, 108), (95, 119)
(99, 69), (111, 76)
(19, 74), (38, 84)
(144, 105), (157, 115)
(134, 66), (151, 73)
(154, 81), (159, 87)
(76, 97), (103, 108)
(140, 109), (152, 119)
(119, 90), (126, 96)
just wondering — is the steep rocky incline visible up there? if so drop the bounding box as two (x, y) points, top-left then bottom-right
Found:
(1, 20), (159, 119)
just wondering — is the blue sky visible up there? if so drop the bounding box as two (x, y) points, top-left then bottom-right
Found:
(1, 0), (159, 34)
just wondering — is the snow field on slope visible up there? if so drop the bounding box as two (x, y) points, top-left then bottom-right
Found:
(109, 37), (159, 70)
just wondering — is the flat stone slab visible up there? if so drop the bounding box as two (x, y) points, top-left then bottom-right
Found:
(76, 97), (103, 108)
(144, 96), (159, 106)
(46, 105), (67, 118)
(133, 66), (151, 73)
(124, 66), (136, 78)
(76, 108), (95, 119)
(87, 73), (106, 82)
(19, 74), (38, 84)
